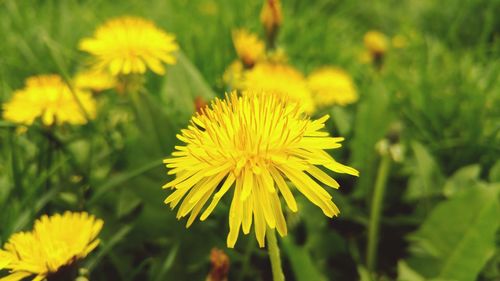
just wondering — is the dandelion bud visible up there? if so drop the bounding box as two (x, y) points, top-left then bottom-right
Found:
(260, 0), (283, 49)
(206, 248), (230, 281)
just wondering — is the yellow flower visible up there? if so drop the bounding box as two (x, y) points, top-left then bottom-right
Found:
(260, 0), (282, 40)
(232, 29), (265, 67)
(363, 30), (389, 56)
(79, 16), (179, 76)
(222, 60), (244, 87)
(0, 212), (103, 281)
(2, 75), (96, 126)
(74, 69), (116, 92)
(307, 67), (358, 107)
(238, 62), (315, 113)
(163, 92), (358, 248)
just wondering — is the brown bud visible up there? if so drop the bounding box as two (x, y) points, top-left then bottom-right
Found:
(195, 96), (208, 114)
(206, 248), (230, 281)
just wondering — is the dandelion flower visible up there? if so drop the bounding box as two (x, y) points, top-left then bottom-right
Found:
(222, 60), (244, 87)
(79, 16), (179, 76)
(232, 29), (265, 68)
(74, 69), (116, 92)
(363, 30), (389, 56)
(0, 212), (103, 281)
(238, 62), (315, 113)
(307, 67), (358, 107)
(2, 75), (96, 126)
(162, 91), (358, 248)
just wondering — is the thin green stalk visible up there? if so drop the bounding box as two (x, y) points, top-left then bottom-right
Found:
(9, 129), (23, 195)
(238, 237), (255, 281)
(266, 228), (285, 281)
(366, 154), (391, 273)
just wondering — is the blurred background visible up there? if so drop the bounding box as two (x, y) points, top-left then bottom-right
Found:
(0, 0), (499, 280)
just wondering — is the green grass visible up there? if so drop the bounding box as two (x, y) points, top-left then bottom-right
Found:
(0, 0), (499, 280)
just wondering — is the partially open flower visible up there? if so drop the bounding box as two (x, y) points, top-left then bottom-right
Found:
(232, 29), (265, 68)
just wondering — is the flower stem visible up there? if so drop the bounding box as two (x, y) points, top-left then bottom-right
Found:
(366, 154), (391, 272)
(266, 228), (285, 281)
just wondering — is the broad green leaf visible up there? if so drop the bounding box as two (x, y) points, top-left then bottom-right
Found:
(281, 236), (327, 281)
(397, 261), (425, 281)
(88, 158), (162, 205)
(161, 51), (216, 120)
(406, 184), (500, 281)
(351, 81), (394, 198)
(443, 164), (481, 197)
(357, 266), (373, 281)
(404, 141), (444, 201)
(489, 160), (500, 182)
(330, 106), (352, 136)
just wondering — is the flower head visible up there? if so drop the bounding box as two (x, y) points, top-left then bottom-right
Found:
(163, 91), (358, 248)
(0, 212), (103, 281)
(74, 69), (116, 92)
(307, 67), (358, 107)
(2, 75), (96, 126)
(222, 60), (244, 87)
(232, 29), (265, 67)
(238, 63), (315, 113)
(79, 16), (179, 76)
(363, 30), (389, 56)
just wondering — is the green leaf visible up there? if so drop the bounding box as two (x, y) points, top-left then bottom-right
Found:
(88, 159), (162, 205)
(350, 81), (393, 198)
(85, 224), (134, 271)
(489, 160), (500, 182)
(406, 184), (500, 281)
(357, 266), (373, 281)
(397, 261), (425, 281)
(330, 106), (352, 136)
(443, 164), (481, 197)
(281, 236), (327, 281)
(404, 141), (445, 201)
(161, 51), (216, 120)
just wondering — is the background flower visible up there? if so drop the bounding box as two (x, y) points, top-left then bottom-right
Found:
(79, 16), (179, 76)
(307, 67), (358, 107)
(237, 63), (315, 113)
(2, 75), (96, 126)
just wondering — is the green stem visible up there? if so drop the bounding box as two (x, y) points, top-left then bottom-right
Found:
(366, 154), (391, 272)
(266, 228), (285, 281)
(237, 237), (255, 281)
(9, 129), (23, 196)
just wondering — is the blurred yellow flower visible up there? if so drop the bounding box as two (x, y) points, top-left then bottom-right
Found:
(0, 212), (103, 281)
(307, 67), (358, 107)
(222, 60), (244, 87)
(261, 0), (282, 42)
(363, 30), (389, 56)
(238, 62), (315, 113)
(2, 75), (96, 126)
(79, 16), (179, 76)
(163, 92), (358, 248)
(232, 29), (265, 67)
(74, 69), (116, 92)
